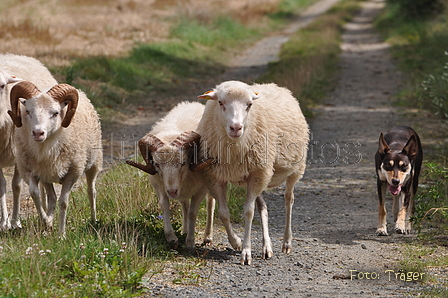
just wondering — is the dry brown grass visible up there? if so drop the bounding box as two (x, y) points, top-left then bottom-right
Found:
(0, 0), (282, 66)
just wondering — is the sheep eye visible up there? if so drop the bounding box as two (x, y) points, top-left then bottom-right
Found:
(0, 84), (5, 89)
(218, 101), (223, 106)
(246, 103), (252, 111)
(52, 112), (59, 118)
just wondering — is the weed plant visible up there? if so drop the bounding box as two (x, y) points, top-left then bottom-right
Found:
(412, 162), (448, 232)
(376, 0), (448, 119)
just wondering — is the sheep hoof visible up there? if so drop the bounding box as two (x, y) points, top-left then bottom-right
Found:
(282, 243), (292, 254)
(0, 220), (11, 231)
(229, 236), (242, 251)
(240, 249), (252, 265)
(202, 237), (213, 245)
(11, 219), (22, 229)
(263, 249), (273, 259)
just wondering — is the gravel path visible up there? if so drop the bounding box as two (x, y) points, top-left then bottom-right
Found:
(145, 1), (426, 297)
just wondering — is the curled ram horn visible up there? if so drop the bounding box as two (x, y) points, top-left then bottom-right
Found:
(46, 84), (79, 128)
(126, 134), (165, 175)
(171, 131), (201, 149)
(8, 81), (41, 127)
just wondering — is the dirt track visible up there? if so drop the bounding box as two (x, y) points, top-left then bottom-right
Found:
(144, 1), (428, 297)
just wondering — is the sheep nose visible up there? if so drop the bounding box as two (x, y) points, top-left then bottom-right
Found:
(167, 189), (178, 198)
(391, 179), (400, 186)
(32, 130), (45, 139)
(229, 124), (242, 133)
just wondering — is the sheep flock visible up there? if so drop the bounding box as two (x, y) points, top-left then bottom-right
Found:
(1, 54), (310, 266)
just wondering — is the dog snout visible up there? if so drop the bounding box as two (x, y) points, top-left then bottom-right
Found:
(391, 179), (400, 186)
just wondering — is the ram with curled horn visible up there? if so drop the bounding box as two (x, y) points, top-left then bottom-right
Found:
(125, 101), (237, 249)
(0, 54), (60, 231)
(7, 79), (102, 237)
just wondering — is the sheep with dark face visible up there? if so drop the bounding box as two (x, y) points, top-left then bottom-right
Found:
(8, 80), (102, 236)
(0, 54), (58, 230)
(127, 102), (221, 248)
(195, 81), (309, 265)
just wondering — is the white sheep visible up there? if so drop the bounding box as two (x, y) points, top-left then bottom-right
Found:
(0, 54), (58, 230)
(8, 80), (102, 236)
(195, 81), (309, 265)
(126, 101), (219, 248)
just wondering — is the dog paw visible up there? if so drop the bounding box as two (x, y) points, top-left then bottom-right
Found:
(376, 228), (388, 236)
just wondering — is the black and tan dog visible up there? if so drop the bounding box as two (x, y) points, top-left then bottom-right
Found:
(375, 126), (423, 236)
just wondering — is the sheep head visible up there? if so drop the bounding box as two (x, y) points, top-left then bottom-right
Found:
(8, 81), (79, 142)
(198, 81), (259, 139)
(126, 131), (201, 199)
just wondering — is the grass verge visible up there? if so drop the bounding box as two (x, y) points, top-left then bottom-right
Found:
(376, 1), (448, 296)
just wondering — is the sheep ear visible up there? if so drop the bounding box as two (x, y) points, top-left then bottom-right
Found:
(198, 90), (217, 100)
(252, 91), (259, 100)
(7, 75), (22, 84)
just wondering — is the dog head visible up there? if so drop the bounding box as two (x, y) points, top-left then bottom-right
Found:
(377, 133), (419, 195)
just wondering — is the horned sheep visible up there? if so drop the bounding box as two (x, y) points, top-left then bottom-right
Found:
(195, 81), (309, 265)
(126, 101), (219, 248)
(8, 79), (102, 236)
(0, 54), (58, 230)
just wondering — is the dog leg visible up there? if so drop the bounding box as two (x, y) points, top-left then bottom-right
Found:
(395, 191), (407, 234)
(376, 180), (388, 236)
(405, 197), (414, 234)
(392, 194), (399, 222)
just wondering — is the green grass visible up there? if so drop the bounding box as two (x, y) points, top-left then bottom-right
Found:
(375, 0), (448, 118)
(0, 163), (177, 297)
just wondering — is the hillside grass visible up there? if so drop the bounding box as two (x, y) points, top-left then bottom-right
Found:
(376, 1), (448, 296)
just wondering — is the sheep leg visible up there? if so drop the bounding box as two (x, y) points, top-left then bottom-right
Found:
(203, 194), (215, 245)
(40, 183), (47, 212)
(256, 194), (273, 259)
(208, 181), (241, 250)
(158, 192), (178, 248)
(58, 175), (78, 237)
(42, 182), (57, 230)
(10, 165), (22, 229)
(241, 192), (257, 265)
(282, 173), (299, 254)
(29, 176), (51, 228)
(0, 169), (10, 230)
(186, 188), (208, 249)
(85, 167), (99, 222)
(180, 200), (190, 235)
(242, 173), (271, 265)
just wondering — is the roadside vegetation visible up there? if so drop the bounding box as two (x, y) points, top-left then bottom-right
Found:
(376, 0), (448, 296)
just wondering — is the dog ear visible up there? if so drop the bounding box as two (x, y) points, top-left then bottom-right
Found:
(402, 135), (418, 160)
(377, 132), (390, 155)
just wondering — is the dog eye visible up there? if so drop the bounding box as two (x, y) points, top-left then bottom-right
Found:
(383, 163), (393, 170)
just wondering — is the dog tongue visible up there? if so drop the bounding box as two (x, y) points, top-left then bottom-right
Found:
(389, 185), (401, 195)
